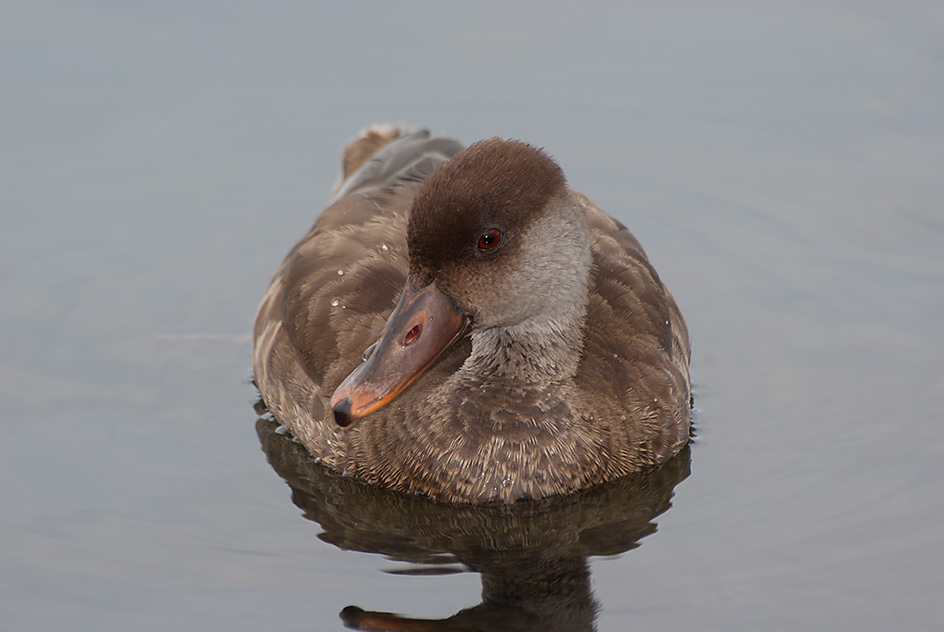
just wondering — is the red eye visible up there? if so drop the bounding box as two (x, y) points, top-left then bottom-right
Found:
(477, 228), (502, 251)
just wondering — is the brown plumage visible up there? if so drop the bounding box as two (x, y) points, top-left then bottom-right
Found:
(253, 127), (691, 504)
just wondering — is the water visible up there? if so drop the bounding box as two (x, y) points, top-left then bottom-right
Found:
(2, 2), (943, 630)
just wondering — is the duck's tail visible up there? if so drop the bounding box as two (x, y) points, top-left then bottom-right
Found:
(331, 125), (464, 202)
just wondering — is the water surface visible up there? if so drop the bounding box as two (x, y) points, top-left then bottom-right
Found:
(2, 2), (943, 630)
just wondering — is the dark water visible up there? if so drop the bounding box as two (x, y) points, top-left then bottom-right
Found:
(3, 2), (943, 630)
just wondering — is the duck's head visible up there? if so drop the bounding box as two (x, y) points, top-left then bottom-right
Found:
(331, 138), (591, 427)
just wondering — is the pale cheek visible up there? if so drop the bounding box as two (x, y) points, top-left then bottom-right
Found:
(481, 283), (542, 327)
(446, 264), (540, 327)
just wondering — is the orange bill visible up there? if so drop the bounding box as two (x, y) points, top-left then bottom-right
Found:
(330, 281), (469, 427)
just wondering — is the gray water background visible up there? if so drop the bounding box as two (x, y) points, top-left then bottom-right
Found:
(2, 2), (943, 630)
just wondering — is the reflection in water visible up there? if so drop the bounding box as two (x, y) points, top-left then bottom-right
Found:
(256, 410), (690, 631)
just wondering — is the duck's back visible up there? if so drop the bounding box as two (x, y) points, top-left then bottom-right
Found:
(578, 196), (692, 467)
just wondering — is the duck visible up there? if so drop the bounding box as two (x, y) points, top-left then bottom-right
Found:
(253, 126), (691, 504)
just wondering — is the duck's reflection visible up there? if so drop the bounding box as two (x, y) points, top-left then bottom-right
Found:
(257, 413), (690, 631)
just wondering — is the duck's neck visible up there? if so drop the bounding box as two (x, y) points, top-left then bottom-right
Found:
(462, 299), (589, 385)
